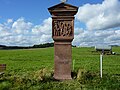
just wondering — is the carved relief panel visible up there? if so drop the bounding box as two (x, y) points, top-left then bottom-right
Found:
(52, 20), (73, 37)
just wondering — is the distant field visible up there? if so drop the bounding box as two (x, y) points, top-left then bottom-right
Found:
(0, 48), (54, 73)
(0, 47), (120, 90)
(72, 47), (120, 74)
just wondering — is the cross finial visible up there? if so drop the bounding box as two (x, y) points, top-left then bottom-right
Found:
(61, 0), (67, 3)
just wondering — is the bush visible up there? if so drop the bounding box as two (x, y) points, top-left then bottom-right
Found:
(0, 68), (120, 90)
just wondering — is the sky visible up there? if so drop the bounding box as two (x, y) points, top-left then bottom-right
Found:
(0, 0), (120, 46)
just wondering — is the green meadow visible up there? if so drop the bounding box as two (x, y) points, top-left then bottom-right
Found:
(0, 47), (120, 90)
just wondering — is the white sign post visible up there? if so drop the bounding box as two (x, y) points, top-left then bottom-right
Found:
(100, 54), (103, 78)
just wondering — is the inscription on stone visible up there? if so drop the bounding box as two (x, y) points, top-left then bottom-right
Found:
(53, 20), (72, 37)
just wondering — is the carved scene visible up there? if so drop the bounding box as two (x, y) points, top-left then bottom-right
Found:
(53, 20), (72, 37)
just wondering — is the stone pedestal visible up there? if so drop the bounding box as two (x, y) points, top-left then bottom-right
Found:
(54, 42), (72, 80)
(48, 2), (78, 80)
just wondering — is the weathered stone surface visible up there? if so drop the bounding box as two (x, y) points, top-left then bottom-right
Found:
(0, 64), (6, 75)
(54, 42), (72, 80)
(48, 3), (78, 16)
(48, 2), (78, 80)
(0, 64), (6, 72)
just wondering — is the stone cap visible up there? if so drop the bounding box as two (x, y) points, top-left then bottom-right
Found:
(48, 3), (78, 16)
(53, 36), (74, 42)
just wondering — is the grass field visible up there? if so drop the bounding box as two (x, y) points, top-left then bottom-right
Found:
(0, 47), (120, 90)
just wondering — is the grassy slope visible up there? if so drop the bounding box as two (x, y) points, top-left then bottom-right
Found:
(72, 47), (120, 74)
(0, 48), (54, 73)
(0, 47), (120, 89)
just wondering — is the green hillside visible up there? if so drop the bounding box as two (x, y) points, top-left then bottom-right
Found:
(0, 47), (120, 90)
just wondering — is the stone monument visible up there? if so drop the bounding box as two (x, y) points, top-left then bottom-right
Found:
(48, 2), (78, 80)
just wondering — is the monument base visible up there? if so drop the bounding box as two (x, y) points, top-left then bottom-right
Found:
(53, 42), (72, 80)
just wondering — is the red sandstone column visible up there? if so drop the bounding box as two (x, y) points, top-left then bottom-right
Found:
(48, 2), (78, 80)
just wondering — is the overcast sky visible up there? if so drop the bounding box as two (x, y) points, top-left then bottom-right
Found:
(0, 0), (120, 46)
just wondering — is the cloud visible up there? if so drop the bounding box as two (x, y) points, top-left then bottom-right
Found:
(0, 0), (120, 47)
(7, 19), (13, 23)
(76, 0), (120, 30)
(0, 17), (52, 46)
(31, 17), (52, 44)
(32, 17), (52, 35)
(0, 16), (120, 46)
(0, 23), (11, 37)
(12, 17), (33, 34)
(72, 0), (120, 46)
(73, 28), (120, 46)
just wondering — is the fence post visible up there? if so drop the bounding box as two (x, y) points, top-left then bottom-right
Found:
(100, 54), (103, 78)
(73, 59), (75, 71)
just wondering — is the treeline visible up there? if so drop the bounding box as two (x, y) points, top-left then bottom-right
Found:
(0, 42), (77, 50)
(33, 43), (54, 48)
(0, 43), (54, 50)
(0, 45), (30, 49)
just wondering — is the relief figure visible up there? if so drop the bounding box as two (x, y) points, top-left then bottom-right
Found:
(53, 20), (72, 37)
